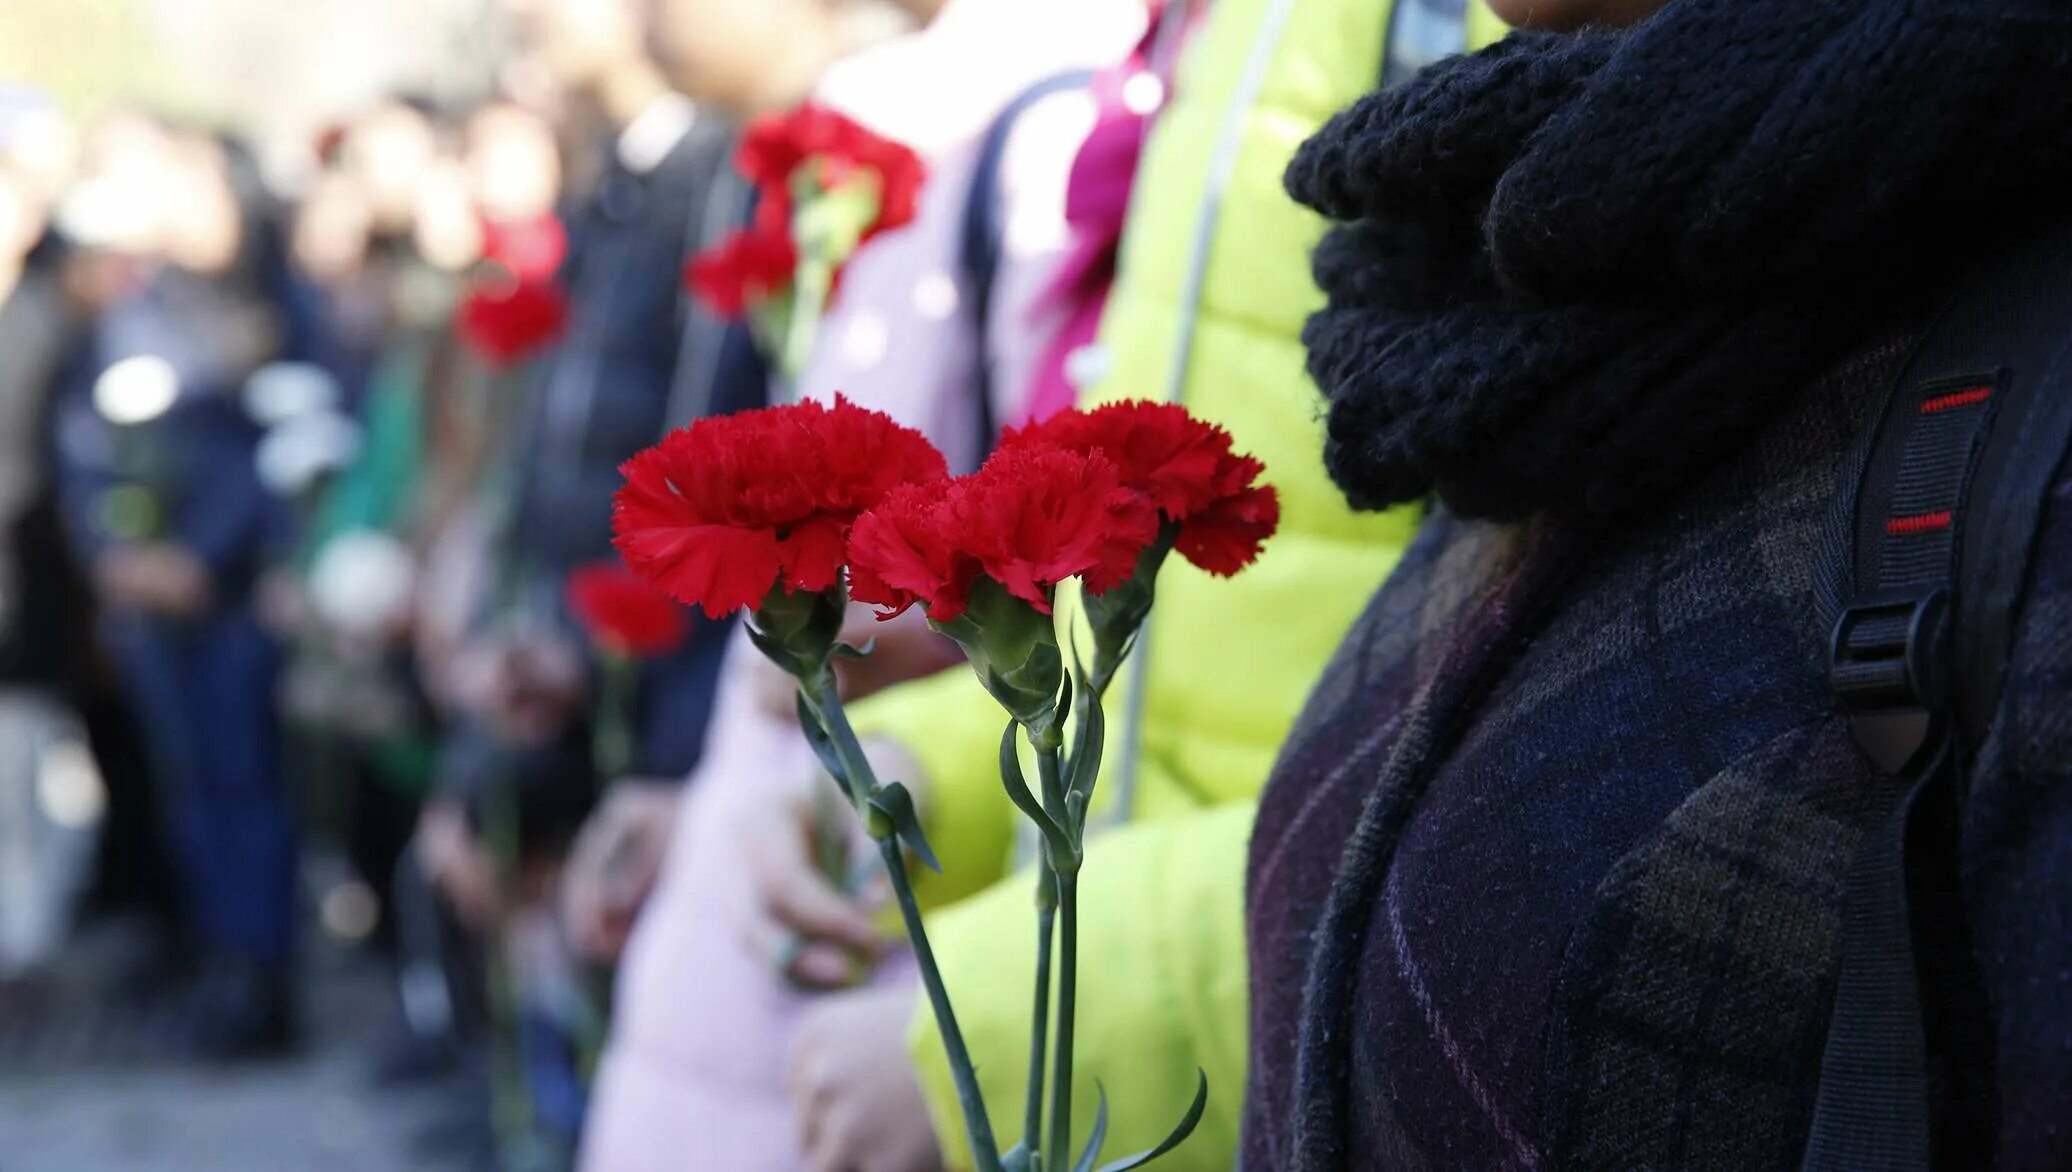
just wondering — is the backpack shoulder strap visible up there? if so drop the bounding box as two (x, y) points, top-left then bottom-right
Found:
(1807, 216), (2072, 1171)
(956, 69), (1097, 468)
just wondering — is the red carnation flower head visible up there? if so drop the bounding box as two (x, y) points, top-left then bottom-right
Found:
(849, 443), (1158, 622)
(948, 443), (1160, 612)
(683, 213), (799, 319)
(565, 562), (690, 658)
(612, 396), (948, 621)
(845, 479), (977, 621)
(457, 275), (568, 368)
(1004, 400), (1281, 576)
(479, 212), (568, 283)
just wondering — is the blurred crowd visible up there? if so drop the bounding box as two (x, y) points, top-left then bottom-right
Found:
(0, 0), (1475, 1169)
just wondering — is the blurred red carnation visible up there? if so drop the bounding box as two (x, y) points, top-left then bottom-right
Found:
(684, 209), (799, 319)
(565, 563), (690, 658)
(457, 276), (568, 368)
(612, 396), (948, 618)
(480, 212), (568, 283)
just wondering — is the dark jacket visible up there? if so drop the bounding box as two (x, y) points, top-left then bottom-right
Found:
(504, 106), (762, 781)
(51, 270), (292, 603)
(1246, 316), (2072, 1169)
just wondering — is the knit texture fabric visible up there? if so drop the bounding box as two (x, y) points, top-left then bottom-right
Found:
(1286, 0), (2072, 520)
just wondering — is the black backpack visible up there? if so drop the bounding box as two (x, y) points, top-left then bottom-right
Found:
(1805, 216), (2072, 1171)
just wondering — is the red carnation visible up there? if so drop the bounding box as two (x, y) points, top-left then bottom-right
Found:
(846, 479), (978, 620)
(689, 104), (922, 318)
(613, 396), (948, 618)
(566, 562), (690, 658)
(684, 212), (799, 319)
(737, 106), (922, 240)
(849, 444), (1158, 620)
(480, 212), (569, 283)
(1004, 401), (1280, 575)
(457, 276), (568, 368)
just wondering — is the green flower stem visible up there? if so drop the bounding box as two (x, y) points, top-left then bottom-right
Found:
(881, 833), (1006, 1172)
(781, 254), (831, 381)
(804, 677), (1004, 1172)
(1047, 866), (1081, 1172)
(592, 653), (636, 782)
(1024, 860), (1057, 1158)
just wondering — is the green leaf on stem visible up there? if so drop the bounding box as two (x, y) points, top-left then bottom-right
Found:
(997, 720), (1069, 850)
(866, 782), (941, 873)
(1067, 674), (1105, 813)
(1093, 1071), (1208, 1172)
(794, 691), (852, 795)
(1071, 1086), (1112, 1172)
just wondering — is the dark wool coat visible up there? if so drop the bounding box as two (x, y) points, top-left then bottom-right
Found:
(1243, 319), (2072, 1170)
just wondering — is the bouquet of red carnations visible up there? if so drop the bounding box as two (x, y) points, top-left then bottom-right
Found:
(612, 396), (1277, 1172)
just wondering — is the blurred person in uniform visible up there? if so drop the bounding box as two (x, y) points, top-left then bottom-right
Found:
(50, 127), (306, 1059)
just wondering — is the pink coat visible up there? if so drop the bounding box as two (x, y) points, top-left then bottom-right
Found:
(578, 5), (1145, 1169)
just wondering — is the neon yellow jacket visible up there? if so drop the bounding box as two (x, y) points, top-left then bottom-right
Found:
(850, 1), (1505, 1165)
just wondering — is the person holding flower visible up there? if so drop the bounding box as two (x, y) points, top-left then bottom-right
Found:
(587, 3), (1506, 1172)
(576, 0), (1150, 1169)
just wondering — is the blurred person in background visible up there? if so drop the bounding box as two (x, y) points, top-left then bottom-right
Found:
(277, 96), (478, 1089)
(49, 123), (308, 1059)
(407, 0), (788, 1154)
(575, 0), (1152, 1169)
(0, 123), (81, 691)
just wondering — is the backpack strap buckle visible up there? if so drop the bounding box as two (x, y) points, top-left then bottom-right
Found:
(1827, 588), (1950, 774)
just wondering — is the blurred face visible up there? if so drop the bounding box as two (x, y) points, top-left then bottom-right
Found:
(653, 0), (835, 108)
(508, 0), (643, 90)
(465, 104), (561, 222)
(292, 171), (373, 283)
(346, 103), (437, 234)
(412, 155), (485, 271)
(0, 172), (44, 267)
(1488, 0), (1671, 29)
(160, 137), (242, 275)
(1, 106), (76, 208)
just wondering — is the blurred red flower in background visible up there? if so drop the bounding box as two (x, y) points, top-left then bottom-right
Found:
(457, 275), (568, 368)
(565, 563), (690, 658)
(480, 212), (569, 283)
(684, 103), (924, 320)
(683, 205), (799, 318)
(612, 397), (948, 618)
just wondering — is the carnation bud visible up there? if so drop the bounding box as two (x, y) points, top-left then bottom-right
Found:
(749, 583), (848, 681)
(1082, 521), (1178, 694)
(931, 578), (1066, 737)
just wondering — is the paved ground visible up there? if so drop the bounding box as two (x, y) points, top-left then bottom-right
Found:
(0, 934), (469, 1172)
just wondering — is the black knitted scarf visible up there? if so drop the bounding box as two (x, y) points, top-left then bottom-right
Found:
(1289, 0), (2072, 521)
